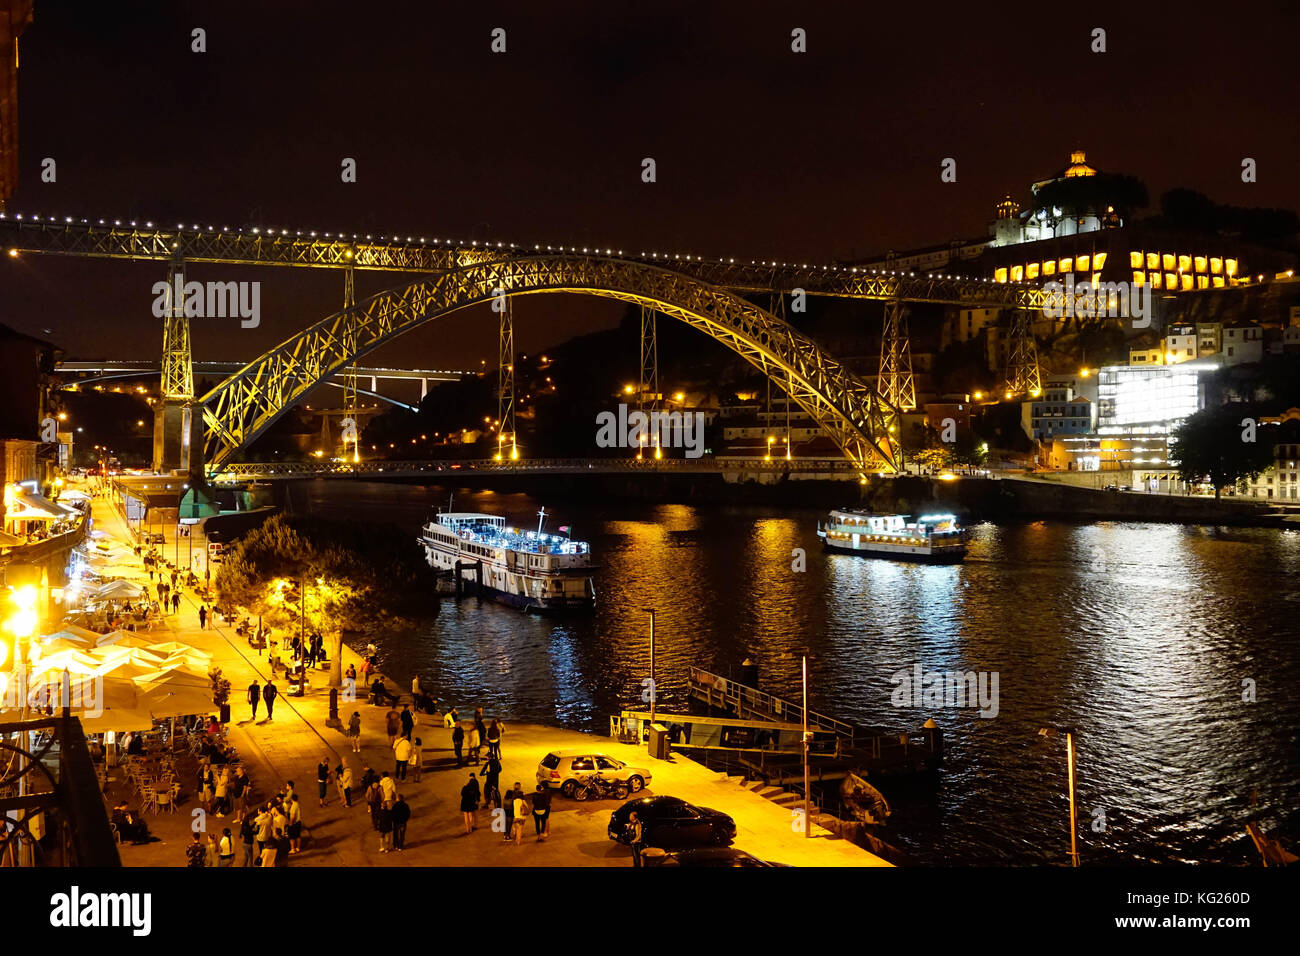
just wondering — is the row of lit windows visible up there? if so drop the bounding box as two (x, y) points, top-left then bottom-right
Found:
(994, 252), (1109, 283)
(1129, 251), (1237, 276)
(1132, 271), (1226, 290)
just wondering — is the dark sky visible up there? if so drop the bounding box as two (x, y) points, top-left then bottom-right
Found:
(2, 0), (1297, 383)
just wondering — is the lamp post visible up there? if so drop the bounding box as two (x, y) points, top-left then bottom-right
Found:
(1038, 726), (1080, 867)
(802, 654), (811, 838)
(644, 607), (655, 726)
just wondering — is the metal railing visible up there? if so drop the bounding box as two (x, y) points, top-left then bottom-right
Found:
(687, 665), (857, 744)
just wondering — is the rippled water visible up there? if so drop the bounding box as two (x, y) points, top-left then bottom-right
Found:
(291, 480), (1300, 865)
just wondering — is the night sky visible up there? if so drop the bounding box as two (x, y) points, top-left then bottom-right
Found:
(1, 1), (1297, 382)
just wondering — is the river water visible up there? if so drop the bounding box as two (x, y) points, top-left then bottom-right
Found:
(290, 480), (1300, 865)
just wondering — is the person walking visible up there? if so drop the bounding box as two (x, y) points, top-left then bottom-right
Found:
(287, 794), (303, 855)
(246, 680), (261, 721)
(452, 723), (465, 767)
(385, 707), (400, 747)
(347, 710), (362, 752)
(218, 828), (235, 867)
(198, 605), (207, 629)
(317, 758), (331, 807)
(460, 774), (480, 834)
(486, 719), (502, 760)
(263, 680), (277, 721)
(366, 779), (383, 830)
(376, 800), (394, 853)
(473, 712), (486, 758)
(481, 755), (502, 811)
(393, 735), (411, 781)
(392, 794), (410, 851)
(185, 832), (205, 867)
(239, 810), (257, 867)
(171, 591), (180, 615)
(400, 704), (415, 740)
(467, 723), (481, 765)
(532, 784), (551, 842)
(409, 737), (423, 782)
(502, 783), (516, 842)
(512, 787), (528, 846)
(336, 759), (354, 807)
(379, 770), (397, 808)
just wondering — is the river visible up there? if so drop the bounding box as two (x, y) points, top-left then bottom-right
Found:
(289, 479), (1300, 865)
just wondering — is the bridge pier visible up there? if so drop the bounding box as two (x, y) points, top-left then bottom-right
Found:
(151, 400), (203, 475)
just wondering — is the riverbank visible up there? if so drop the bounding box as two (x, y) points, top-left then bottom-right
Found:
(84, 485), (888, 867)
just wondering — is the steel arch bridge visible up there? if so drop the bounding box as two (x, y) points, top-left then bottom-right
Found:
(200, 255), (901, 475)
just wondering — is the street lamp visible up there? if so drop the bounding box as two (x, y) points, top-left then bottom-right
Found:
(1038, 726), (1080, 867)
(801, 654), (811, 838)
(643, 607), (655, 726)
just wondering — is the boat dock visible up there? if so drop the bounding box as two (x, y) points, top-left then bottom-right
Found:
(685, 665), (942, 775)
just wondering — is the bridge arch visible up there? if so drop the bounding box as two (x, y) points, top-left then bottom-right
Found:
(200, 255), (900, 473)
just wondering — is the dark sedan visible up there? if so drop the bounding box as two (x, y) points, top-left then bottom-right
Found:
(608, 796), (737, 849)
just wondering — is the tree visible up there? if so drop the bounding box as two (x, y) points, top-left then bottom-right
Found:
(1169, 405), (1274, 499)
(215, 514), (436, 687)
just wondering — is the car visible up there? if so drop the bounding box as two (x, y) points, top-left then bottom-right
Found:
(1103, 484), (1118, 491)
(537, 750), (653, 797)
(608, 796), (736, 849)
(650, 847), (787, 867)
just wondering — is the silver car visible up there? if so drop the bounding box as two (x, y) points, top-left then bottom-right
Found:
(537, 749), (653, 797)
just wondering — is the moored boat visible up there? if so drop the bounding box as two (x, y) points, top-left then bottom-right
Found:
(420, 506), (595, 613)
(817, 509), (967, 563)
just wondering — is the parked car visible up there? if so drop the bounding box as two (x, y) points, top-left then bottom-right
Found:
(537, 750), (653, 797)
(608, 796), (736, 849)
(651, 847), (786, 867)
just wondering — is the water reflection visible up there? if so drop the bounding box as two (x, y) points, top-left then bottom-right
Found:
(292, 481), (1300, 864)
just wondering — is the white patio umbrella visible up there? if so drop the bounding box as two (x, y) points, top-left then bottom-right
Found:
(95, 580), (145, 600)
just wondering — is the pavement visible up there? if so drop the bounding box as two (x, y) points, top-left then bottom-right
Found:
(83, 481), (887, 867)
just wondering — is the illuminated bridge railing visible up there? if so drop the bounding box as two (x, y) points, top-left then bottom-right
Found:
(210, 457), (862, 481)
(2, 213), (1049, 306)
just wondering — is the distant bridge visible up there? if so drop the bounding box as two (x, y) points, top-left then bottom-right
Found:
(209, 456), (860, 482)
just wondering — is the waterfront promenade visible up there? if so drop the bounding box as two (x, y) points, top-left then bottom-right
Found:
(84, 487), (887, 867)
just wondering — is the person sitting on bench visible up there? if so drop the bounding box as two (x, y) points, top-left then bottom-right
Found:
(112, 803), (151, 844)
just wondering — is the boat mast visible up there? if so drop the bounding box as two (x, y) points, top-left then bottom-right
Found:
(537, 505), (547, 534)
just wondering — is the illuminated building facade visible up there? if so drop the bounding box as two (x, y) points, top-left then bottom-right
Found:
(1243, 410), (1300, 500)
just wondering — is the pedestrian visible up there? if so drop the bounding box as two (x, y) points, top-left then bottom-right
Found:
(443, 708), (456, 728)
(473, 712), (486, 756)
(255, 803), (274, 861)
(214, 765), (230, 816)
(467, 723), (481, 765)
(502, 783), (516, 841)
(627, 811), (645, 867)
(205, 832), (220, 867)
(263, 680), (277, 720)
(218, 827), (235, 867)
(400, 704), (414, 740)
(385, 707), (400, 746)
(171, 592), (180, 614)
(452, 723), (465, 767)
(231, 765), (251, 810)
(460, 774), (480, 834)
(246, 679), (261, 721)
(481, 754), (502, 810)
(347, 710), (362, 752)
(287, 794), (303, 854)
(392, 794), (410, 851)
(366, 780), (382, 830)
(532, 784), (551, 842)
(411, 675), (422, 700)
(239, 810), (257, 867)
(185, 832), (205, 867)
(512, 786), (528, 846)
(198, 605), (207, 629)
(199, 764), (215, 810)
(376, 800), (394, 853)
(379, 770), (397, 807)
(486, 719), (502, 759)
(393, 735), (411, 781)
(336, 759), (354, 807)
(409, 737), (423, 782)
(317, 757), (331, 807)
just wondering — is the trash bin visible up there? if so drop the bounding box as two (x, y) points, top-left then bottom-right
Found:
(648, 723), (670, 760)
